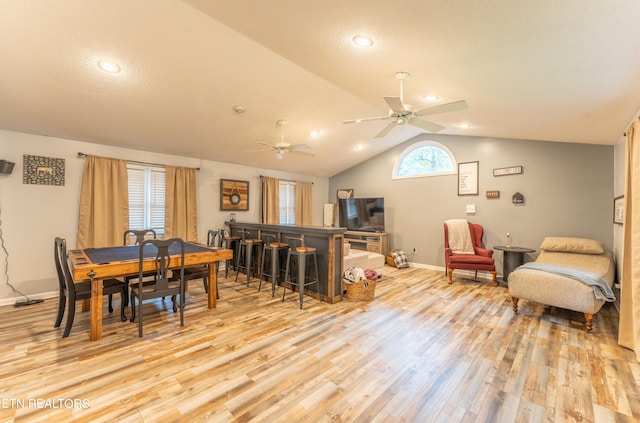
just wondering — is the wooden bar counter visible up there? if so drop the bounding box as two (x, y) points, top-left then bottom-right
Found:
(227, 222), (346, 303)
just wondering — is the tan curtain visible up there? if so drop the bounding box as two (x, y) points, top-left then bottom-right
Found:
(77, 155), (129, 249)
(296, 181), (313, 226)
(619, 118), (640, 361)
(262, 176), (280, 224)
(165, 166), (197, 241)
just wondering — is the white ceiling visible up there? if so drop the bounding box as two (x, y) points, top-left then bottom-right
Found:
(1, 1), (640, 177)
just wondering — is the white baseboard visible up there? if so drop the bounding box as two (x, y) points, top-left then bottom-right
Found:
(407, 262), (501, 282)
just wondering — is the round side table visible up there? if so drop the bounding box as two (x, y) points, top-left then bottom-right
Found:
(494, 246), (535, 283)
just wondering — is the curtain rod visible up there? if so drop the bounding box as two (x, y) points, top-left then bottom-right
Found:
(77, 152), (200, 171)
(260, 175), (313, 184)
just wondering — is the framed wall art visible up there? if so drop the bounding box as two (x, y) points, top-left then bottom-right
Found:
(23, 154), (65, 186)
(614, 195), (624, 225)
(220, 179), (249, 211)
(337, 188), (354, 200)
(493, 165), (523, 176)
(458, 161), (479, 196)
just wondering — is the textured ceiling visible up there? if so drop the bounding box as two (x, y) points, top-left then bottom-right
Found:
(1, 1), (639, 177)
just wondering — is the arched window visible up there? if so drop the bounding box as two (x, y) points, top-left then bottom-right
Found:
(392, 141), (457, 179)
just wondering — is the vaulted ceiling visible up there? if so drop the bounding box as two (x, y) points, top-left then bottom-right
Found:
(1, 1), (639, 177)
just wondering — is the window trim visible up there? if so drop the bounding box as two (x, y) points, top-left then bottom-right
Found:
(392, 140), (457, 180)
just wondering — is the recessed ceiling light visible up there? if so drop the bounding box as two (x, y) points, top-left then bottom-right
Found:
(355, 144), (365, 151)
(97, 60), (121, 73)
(310, 130), (320, 137)
(424, 95), (440, 102)
(352, 35), (374, 48)
(459, 123), (471, 129)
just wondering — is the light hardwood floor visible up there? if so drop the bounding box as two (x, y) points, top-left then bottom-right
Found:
(0, 266), (638, 422)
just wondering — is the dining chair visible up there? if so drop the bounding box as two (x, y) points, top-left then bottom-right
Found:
(124, 229), (158, 246)
(54, 237), (127, 338)
(114, 229), (158, 307)
(129, 238), (185, 337)
(173, 229), (222, 299)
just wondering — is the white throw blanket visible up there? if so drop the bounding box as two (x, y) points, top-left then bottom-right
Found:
(446, 219), (475, 254)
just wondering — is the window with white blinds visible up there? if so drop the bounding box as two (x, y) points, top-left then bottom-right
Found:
(279, 180), (296, 225)
(128, 165), (166, 236)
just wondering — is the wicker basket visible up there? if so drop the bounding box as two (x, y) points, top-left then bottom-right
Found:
(345, 279), (376, 301)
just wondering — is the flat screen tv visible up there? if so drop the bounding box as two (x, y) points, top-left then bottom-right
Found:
(338, 197), (385, 233)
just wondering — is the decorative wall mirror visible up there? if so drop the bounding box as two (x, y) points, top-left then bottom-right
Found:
(220, 179), (249, 211)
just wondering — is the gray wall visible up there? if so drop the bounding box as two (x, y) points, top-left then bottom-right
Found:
(329, 133), (614, 274)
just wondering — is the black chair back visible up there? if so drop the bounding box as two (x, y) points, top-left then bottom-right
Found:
(54, 237), (67, 297)
(207, 229), (223, 247)
(54, 237), (75, 300)
(138, 238), (185, 294)
(124, 229), (157, 246)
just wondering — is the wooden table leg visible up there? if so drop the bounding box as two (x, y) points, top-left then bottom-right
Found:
(90, 275), (103, 341)
(81, 299), (90, 312)
(208, 262), (217, 309)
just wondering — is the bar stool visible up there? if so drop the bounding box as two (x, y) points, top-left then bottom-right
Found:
(259, 233), (289, 296)
(223, 229), (240, 278)
(235, 230), (264, 286)
(282, 237), (320, 309)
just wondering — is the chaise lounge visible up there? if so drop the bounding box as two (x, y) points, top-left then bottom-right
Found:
(508, 236), (616, 332)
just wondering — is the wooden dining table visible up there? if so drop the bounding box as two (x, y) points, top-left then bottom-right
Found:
(68, 243), (233, 341)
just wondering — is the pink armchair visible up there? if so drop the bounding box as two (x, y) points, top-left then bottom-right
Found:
(444, 221), (497, 286)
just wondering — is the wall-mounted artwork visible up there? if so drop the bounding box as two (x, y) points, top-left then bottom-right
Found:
(458, 161), (479, 196)
(493, 165), (523, 176)
(337, 188), (354, 200)
(614, 195), (624, 225)
(220, 179), (249, 211)
(23, 155), (65, 186)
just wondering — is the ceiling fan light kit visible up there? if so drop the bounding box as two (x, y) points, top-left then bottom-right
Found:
(343, 71), (469, 138)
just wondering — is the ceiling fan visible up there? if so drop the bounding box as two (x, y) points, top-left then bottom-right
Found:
(252, 119), (315, 159)
(343, 71), (469, 138)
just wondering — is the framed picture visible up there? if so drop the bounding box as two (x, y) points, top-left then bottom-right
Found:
(458, 161), (479, 196)
(23, 154), (65, 186)
(337, 188), (354, 200)
(614, 195), (624, 225)
(220, 179), (249, 211)
(493, 165), (523, 177)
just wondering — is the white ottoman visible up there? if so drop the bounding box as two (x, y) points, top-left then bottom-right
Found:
(343, 250), (369, 270)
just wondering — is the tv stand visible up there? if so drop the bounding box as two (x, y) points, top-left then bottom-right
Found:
(344, 230), (389, 255)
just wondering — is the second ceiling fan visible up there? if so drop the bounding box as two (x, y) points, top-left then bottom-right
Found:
(344, 72), (469, 138)
(253, 119), (315, 159)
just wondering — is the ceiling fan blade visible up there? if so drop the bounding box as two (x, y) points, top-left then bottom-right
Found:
(343, 115), (391, 124)
(375, 121), (397, 138)
(415, 100), (469, 117)
(290, 150), (316, 156)
(256, 141), (277, 149)
(409, 117), (445, 133)
(245, 148), (273, 152)
(288, 143), (311, 151)
(383, 96), (405, 113)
